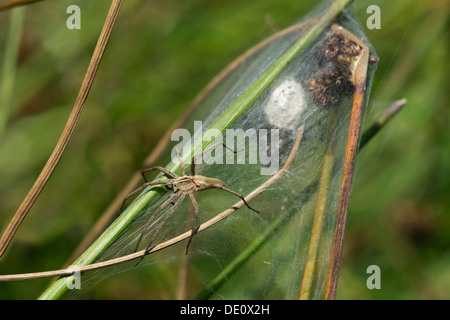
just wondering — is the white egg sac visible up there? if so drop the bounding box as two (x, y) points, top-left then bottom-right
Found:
(264, 78), (307, 130)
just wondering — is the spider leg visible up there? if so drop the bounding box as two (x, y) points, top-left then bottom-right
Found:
(190, 142), (237, 176)
(135, 194), (186, 266)
(140, 166), (177, 182)
(214, 186), (260, 213)
(119, 179), (174, 214)
(134, 193), (179, 253)
(185, 193), (199, 254)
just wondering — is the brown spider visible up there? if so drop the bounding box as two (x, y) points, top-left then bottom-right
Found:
(121, 143), (259, 265)
(307, 30), (362, 108)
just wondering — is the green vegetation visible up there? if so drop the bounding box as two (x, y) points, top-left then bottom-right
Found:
(0, 0), (448, 299)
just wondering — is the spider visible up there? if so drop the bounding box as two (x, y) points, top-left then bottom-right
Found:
(121, 143), (260, 265)
(307, 30), (362, 108)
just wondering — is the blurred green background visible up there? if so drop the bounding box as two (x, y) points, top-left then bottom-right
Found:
(0, 0), (448, 299)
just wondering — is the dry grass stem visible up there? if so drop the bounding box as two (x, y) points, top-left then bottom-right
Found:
(324, 24), (371, 299)
(0, 0), (124, 259)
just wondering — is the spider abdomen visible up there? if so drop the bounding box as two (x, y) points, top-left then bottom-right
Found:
(192, 175), (226, 192)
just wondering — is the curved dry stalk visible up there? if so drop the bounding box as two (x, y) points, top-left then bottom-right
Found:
(0, 0), (124, 259)
(0, 125), (305, 283)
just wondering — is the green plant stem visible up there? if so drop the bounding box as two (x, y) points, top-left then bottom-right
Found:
(39, 0), (351, 300)
(359, 98), (407, 147)
(196, 99), (405, 300)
